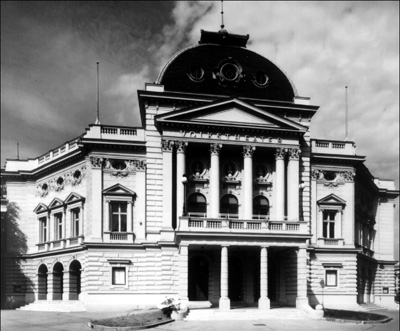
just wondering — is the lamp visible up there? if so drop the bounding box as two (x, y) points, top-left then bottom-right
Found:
(182, 174), (188, 216)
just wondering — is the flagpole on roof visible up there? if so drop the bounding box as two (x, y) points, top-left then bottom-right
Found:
(345, 86), (348, 141)
(95, 61), (101, 125)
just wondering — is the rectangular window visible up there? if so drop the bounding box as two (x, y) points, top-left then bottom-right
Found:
(71, 208), (80, 237)
(54, 213), (63, 240)
(322, 210), (336, 238)
(325, 269), (338, 287)
(110, 202), (127, 232)
(112, 267), (126, 285)
(39, 217), (47, 243)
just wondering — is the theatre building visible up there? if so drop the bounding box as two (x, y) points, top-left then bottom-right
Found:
(1, 29), (398, 312)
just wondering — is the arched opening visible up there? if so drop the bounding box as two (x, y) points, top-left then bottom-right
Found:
(253, 196), (270, 219)
(229, 255), (243, 303)
(53, 262), (64, 300)
(189, 255), (209, 301)
(38, 264), (48, 300)
(69, 260), (82, 300)
(220, 194), (238, 218)
(187, 193), (207, 217)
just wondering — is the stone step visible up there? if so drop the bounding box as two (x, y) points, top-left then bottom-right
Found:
(185, 308), (309, 321)
(17, 301), (86, 312)
(358, 303), (387, 311)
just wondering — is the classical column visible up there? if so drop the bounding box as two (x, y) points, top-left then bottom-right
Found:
(63, 270), (70, 301)
(219, 245), (230, 310)
(176, 141), (188, 218)
(162, 140), (174, 232)
(127, 201), (133, 232)
(259, 246), (270, 309)
(243, 145), (255, 219)
(210, 144), (222, 218)
(275, 148), (286, 220)
(296, 246), (309, 308)
(287, 148), (300, 221)
(47, 271), (54, 302)
(178, 244), (189, 303)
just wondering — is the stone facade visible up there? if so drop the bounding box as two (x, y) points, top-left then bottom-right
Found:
(1, 28), (398, 312)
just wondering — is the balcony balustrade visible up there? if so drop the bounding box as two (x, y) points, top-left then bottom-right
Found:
(36, 236), (84, 252)
(317, 238), (344, 247)
(178, 215), (308, 234)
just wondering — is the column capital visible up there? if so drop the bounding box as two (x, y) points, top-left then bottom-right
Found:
(243, 145), (256, 158)
(275, 148), (286, 160)
(90, 156), (103, 168)
(210, 143), (223, 156)
(161, 139), (174, 152)
(288, 148), (301, 160)
(175, 141), (188, 154)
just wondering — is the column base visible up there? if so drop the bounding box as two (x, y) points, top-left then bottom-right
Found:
(219, 297), (230, 311)
(258, 297), (270, 310)
(296, 296), (309, 308)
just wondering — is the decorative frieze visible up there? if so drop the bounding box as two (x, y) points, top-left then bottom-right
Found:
(311, 168), (356, 186)
(36, 165), (86, 197)
(103, 159), (146, 176)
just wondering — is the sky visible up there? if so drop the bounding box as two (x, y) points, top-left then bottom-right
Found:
(1, 2), (399, 255)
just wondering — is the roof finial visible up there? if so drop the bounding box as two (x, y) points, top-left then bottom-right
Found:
(219, 0), (226, 33)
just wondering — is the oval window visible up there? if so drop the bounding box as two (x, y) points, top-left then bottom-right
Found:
(111, 160), (127, 170)
(220, 63), (240, 81)
(324, 171), (336, 181)
(253, 71), (269, 87)
(188, 66), (204, 82)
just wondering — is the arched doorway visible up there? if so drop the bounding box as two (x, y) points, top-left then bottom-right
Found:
(229, 255), (243, 302)
(189, 255), (209, 301)
(38, 264), (48, 300)
(53, 262), (64, 300)
(69, 260), (81, 300)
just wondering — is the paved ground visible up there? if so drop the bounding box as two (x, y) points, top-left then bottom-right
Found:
(1, 308), (399, 331)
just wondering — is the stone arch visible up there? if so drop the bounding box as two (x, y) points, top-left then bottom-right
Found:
(220, 194), (239, 217)
(68, 260), (82, 300)
(187, 192), (207, 216)
(37, 264), (48, 300)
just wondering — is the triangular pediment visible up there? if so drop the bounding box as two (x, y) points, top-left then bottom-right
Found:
(317, 194), (346, 206)
(155, 98), (306, 132)
(103, 183), (136, 196)
(33, 203), (48, 213)
(64, 192), (85, 204)
(48, 198), (64, 209)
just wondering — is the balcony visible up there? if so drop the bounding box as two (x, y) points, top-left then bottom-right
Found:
(311, 139), (356, 155)
(103, 232), (135, 243)
(37, 236), (84, 252)
(178, 216), (309, 235)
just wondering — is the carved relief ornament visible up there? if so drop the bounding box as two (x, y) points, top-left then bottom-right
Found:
(210, 143), (223, 156)
(161, 140), (174, 152)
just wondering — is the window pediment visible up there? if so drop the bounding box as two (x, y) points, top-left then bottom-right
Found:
(317, 194), (346, 208)
(64, 192), (85, 204)
(33, 203), (48, 214)
(103, 183), (136, 197)
(48, 198), (64, 210)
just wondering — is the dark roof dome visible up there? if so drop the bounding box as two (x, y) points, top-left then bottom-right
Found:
(157, 30), (297, 101)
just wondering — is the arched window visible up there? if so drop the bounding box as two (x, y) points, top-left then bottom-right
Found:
(253, 196), (270, 219)
(220, 194), (239, 218)
(187, 193), (207, 216)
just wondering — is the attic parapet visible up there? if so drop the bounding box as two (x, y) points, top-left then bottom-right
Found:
(84, 124), (145, 141)
(374, 178), (396, 190)
(311, 139), (356, 155)
(4, 138), (80, 172)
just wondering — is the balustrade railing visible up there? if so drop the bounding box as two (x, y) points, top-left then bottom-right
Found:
(180, 216), (307, 234)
